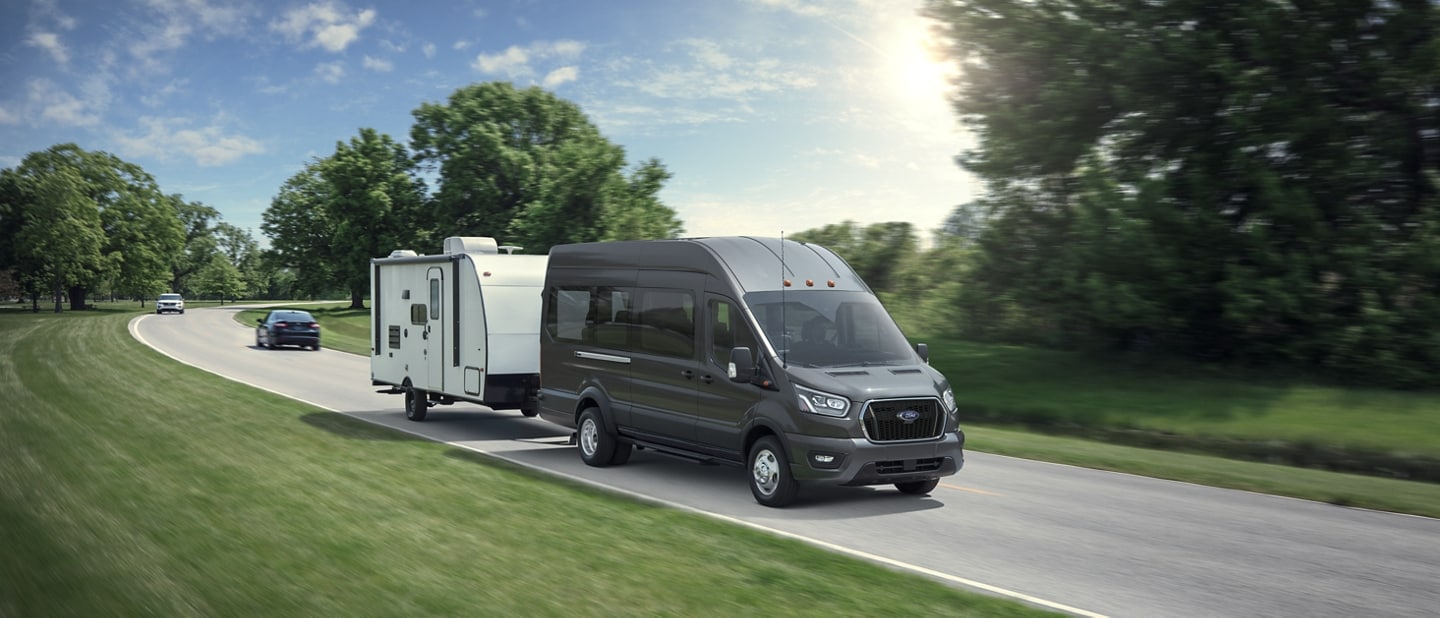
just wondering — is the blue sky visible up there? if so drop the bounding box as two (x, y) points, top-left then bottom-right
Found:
(0, 0), (979, 246)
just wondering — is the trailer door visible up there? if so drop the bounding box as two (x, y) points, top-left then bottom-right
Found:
(427, 266), (445, 391)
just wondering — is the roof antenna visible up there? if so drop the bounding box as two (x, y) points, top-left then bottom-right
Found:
(780, 231), (787, 368)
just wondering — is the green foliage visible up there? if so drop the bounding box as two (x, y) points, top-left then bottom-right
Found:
(924, 0), (1440, 386)
(410, 82), (681, 252)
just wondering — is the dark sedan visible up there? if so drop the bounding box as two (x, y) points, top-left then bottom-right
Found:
(256, 310), (321, 350)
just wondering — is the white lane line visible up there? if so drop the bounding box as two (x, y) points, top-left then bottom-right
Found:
(128, 314), (1107, 618)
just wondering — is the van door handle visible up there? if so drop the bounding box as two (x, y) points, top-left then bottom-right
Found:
(681, 369), (695, 380)
(700, 374), (714, 384)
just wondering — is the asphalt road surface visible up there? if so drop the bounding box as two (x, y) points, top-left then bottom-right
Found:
(131, 306), (1440, 617)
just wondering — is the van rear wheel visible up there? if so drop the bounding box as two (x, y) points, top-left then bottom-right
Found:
(577, 407), (618, 467)
(895, 479), (940, 495)
(404, 383), (428, 422)
(749, 436), (798, 507)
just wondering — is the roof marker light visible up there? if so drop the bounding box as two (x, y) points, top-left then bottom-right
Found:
(805, 279), (814, 287)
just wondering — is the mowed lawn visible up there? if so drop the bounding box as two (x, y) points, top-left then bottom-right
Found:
(0, 306), (1050, 616)
(927, 340), (1440, 460)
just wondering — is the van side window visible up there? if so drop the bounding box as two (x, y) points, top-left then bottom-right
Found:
(637, 288), (694, 358)
(546, 286), (637, 348)
(548, 288), (591, 342)
(708, 299), (757, 367)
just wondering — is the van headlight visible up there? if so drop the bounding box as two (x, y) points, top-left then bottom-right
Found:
(795, 385), (849, 418)
(942, 387), (956, 413)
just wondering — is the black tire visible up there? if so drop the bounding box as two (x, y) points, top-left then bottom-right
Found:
(404, 382), (428, 422)
(895, 479), (940, 495)
(609, 441), (633, 465)
(748, 436), (798, 507)
(577, 407), (618, 467)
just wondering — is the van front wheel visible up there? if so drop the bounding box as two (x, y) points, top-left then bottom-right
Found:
(895, 479), (940, 495)
(749, 436), (798, 507)
(577, 407), (618, 467)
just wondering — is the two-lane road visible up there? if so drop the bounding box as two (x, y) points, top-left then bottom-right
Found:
(132, 307), (1440, 617)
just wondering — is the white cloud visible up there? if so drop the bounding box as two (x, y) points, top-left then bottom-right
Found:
(25, 31), (68, 65)
(745, 0), (827, 18)
(619, 40), (817, 102)
(473, 46), (530, 76)
(543, 66), (579, 88)
(271, 1), (376, 53)
(139, 79), (188, 108)
(362, 56), (393, 72)
(472, 39), (587, 80)
(453, 40), (470, 51)
(422, 42), (436, 58)
(28, 79), (101, 126)
(126, 0), (251, 73)
(0, 106), (18, 125)
(315, 61), (345, 83)
(112, 117), (264, 166)
(31, 0), (78, 30)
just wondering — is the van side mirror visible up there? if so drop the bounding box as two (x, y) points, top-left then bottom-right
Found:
(729, 347), (755, 382)
(915, 342), (929, 364)
(257, 318), (265, 325)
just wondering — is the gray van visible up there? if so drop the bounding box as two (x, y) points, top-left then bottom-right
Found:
(537, 237), (965, 507)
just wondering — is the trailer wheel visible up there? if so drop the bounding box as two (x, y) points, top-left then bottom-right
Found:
(749, 436), (798, 507)
(577, 407), (618, 467)
(895, 479), (940, 495)
(404, 382), (428, 422)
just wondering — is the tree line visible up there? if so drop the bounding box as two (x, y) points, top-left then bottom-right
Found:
(263, 82), (684, 308)
(909, 0), (1440, 387)
(0, 144), (285, 312)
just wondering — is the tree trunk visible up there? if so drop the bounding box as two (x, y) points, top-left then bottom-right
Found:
(350, 287), (365, 310)
(52, 279), (63, 313)
(31, 291), (39, 313)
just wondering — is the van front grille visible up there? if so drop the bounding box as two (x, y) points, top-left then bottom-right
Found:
(862, 398), (944, 442)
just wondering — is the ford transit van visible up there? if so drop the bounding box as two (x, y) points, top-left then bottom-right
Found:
(537, 237), (964, 507)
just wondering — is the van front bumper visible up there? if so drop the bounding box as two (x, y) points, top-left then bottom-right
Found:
(786, 430), (965, 487)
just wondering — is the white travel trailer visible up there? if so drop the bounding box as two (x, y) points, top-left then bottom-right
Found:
(370, 236), (547, 421)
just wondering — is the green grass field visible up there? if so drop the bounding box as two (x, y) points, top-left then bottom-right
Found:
(0, 305), (1051, 616)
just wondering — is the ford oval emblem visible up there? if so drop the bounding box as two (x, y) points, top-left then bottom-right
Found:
(897, 409), (921, 423)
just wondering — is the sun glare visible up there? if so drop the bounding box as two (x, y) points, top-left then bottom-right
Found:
(887, 18), (955, 107)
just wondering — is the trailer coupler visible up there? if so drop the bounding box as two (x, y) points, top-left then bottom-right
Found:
(376, 386), (405, 395)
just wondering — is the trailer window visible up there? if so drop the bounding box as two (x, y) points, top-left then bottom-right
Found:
(429, 279), (441, 320)
(410, 303), (427, 325)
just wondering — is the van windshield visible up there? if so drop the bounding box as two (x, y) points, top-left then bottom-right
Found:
(745, 290), (917, 367)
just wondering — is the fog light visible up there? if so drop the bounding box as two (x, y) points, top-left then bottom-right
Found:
(809, 451), (843, 470)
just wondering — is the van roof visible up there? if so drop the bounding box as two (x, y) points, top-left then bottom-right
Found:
(548, 236), (870, 294)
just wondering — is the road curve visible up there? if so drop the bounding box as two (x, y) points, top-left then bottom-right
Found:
(132, 307), (1440, 617)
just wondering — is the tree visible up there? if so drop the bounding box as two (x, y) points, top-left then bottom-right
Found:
(169, 197), (222, 297)
(320, 128), (427, 308)
(193, 254), (246, 303)
(262, 160), (337, 299)
(411, 82), (681, 252)
(924, 0), (1440, 384)
(104, 186), (184, 305)
(15, 165), (105, 312)
(263, 129), (426, 308)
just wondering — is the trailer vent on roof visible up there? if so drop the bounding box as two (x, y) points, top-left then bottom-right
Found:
(444, 236), (499, 255)
(389, 249), (418, 258)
